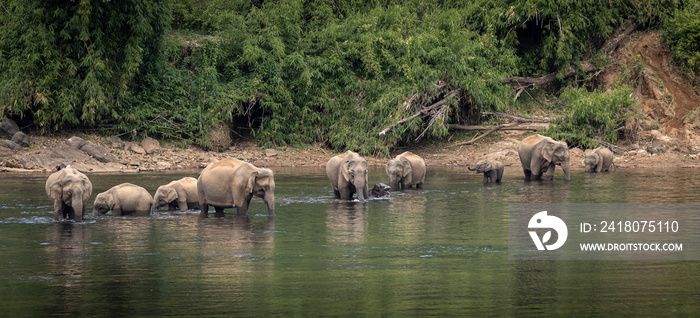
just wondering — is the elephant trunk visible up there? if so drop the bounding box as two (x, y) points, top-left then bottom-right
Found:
(468, 166), (476, 171)
(265, 192), (275, 216)
(562, 161), (571, 181)
(71, 196), (83, 221)
(354, 179), (367, 201)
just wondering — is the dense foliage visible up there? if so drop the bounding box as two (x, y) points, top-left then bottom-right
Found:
(0, 0), (697, 153)
(665, 0), (700, 82)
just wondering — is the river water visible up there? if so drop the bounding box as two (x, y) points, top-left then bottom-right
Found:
(1, 167), (699, 316)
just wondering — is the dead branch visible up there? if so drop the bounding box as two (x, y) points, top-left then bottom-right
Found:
(448, 124), (546, 131)
(449, 122), (522, 147)
(378, 89), (458, 136)
(480, 112), (554, 123)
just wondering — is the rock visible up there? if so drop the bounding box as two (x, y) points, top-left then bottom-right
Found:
(0, 139), (22, 151)
(15, 145), (98, 170)
(265, 149), (278, 157)
(0, 118), (19, 139)
(11, 131), (30, 147)
(141, 137), (160, 154)
(209, 125), (231, 152)
(66, 136), (86, 149)
(0, 145), (15, 157)
(647, 130), (690, 154)
(126, 142), (146, 154)
(109, 136), (123, 149)
(80, 143), (118, 163)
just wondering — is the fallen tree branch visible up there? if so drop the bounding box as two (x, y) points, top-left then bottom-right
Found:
(481, 112), (554, 123)
(449, 122), (522, 147)
(448, 124), (546, 131)
(378, 89), (458, 136)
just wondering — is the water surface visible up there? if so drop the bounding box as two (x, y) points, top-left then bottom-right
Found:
(1, 167), (699, 316)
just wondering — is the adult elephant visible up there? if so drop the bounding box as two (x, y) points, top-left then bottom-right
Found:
(152, 177), (199, 212)
(197, 158), (275, 217)
(385, 151), (426, 190)
(326, 150), (369, 201)
(584, 147), (614, 173)
(45, 166), (93, 222)
(92, 183), (153, 216)
(518, 134), (570, 181)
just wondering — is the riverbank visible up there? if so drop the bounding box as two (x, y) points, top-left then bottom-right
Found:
(2, 129), (699, 174)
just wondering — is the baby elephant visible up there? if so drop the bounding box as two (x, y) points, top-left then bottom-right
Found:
(370, 183), (391, 197)
(385, 151), (426, 190)
(152, 177), (199, 212)
(584, 147), (614, 173)
(468, 159), (504, 183)
(93, 183), (153, 217)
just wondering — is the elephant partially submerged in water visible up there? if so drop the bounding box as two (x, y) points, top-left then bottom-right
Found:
(518, 134), (570, 181)
(385, 151), (426, 190)
(584, 147), (614, 173)
(45, 166), (93, 222)
(468, 159), (504, 183)
(326, 151), (369, 201)
(152, 177), (199, 212)
(197, 158), (275, 217)
(93, 183), (153, 216)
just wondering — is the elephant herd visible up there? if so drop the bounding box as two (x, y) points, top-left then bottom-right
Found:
(45, 134), (614, 222)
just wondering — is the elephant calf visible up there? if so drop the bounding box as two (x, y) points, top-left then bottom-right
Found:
(93, 183), (153, 217)
(584, 147), (614, 173)
(45, 165), (93, 222)
(326, 150), (369, 201)
(386, 151), (426, 190)
(468, 159), (504, 183)
(153, 177), (199, 212)
(198, 158), (275, 217)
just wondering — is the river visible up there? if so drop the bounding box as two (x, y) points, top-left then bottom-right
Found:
(1, 167), (699, 316)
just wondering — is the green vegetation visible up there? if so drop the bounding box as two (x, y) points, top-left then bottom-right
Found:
(665, 0), (700, 82)
(1, 0), (698, 153)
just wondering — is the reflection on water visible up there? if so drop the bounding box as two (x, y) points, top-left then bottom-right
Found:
(1, 167), (700, 315)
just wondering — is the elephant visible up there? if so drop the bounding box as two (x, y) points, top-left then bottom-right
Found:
(385, 151), (426, 190)
(468, 159), (504, 183)
(92, 183), (153, 216)
(518, 134), (571, 181)
(584, 147), (614, 173)
(152, 177), (199, 212)
(370, 183), (391, 197)
(197, 158), (275, 217)
(45, 165), (93, 222)
(326, 150), (369, 201)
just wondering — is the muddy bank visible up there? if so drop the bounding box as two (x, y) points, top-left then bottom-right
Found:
(1, 129), (699, 174)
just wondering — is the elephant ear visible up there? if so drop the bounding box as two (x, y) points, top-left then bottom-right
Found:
(485, 161), (494, 171)
(246, 171), (260, 194)
(49, 180), (63, 200)
(341, 160), (356, 182)
(542, 141), (556, 162)
(165, 187), (178, 202)
(400, 158), (412, 178)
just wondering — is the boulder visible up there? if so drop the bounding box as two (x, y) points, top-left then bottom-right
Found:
(142, 137), (160, 154)
(265, 148), (278, 157)
(15, 145), (97, 170)
(66, 136), (86, 149)
(109, 135), (123, 149)
(80, 143), (118, 163)
(0, 139), (22, 151)
(0, 118), (19, 139)
(11, 131), (30, 147)
(126, 142), (146, 154)
(0, 145), (15, 158)
(647, 130), (690, 154)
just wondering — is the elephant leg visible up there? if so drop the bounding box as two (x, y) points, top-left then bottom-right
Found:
(483, 173), (489, 183)
(214, 206), (225, 215)
(523, 169), (532, 181)
(177, 199), (188, 211)
(596, 163), (603, 173)
(496, 169), (503, 183)
(333, 190), (341, 199)
(200, 203), (209, 218)
(416, 182), (423, 189)
(53, 200), (64, 221)
(237, 199), (251, 215)
(339, 187), (352, 200)
(544, 163), (556, 181)
(66, 206), (76, 221)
